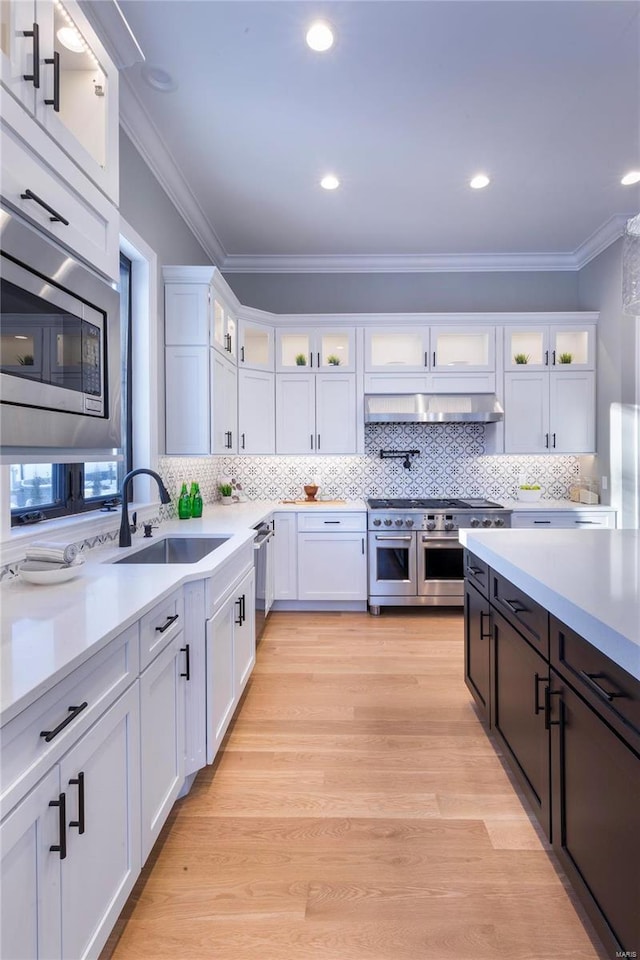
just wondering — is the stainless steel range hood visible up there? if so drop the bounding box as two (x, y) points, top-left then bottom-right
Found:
(364, 393), (504, 424)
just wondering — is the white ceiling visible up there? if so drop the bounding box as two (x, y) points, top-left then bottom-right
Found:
(111, 0), (640, 272)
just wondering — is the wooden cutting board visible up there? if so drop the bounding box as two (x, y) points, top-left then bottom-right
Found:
(279, 499), (347, 505)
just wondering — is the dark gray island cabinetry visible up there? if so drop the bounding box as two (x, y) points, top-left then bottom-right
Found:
(463, 547), (639, 959)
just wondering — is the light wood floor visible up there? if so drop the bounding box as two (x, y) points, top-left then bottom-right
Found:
(102, 610), (607, 960)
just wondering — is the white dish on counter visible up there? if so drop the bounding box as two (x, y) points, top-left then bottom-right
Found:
(18, 557), (85, 585)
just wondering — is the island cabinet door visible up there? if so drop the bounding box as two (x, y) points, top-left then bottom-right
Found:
(464, 580), (491, 722)
(491, 609), (551, 838)
(549, 670), (640, 958)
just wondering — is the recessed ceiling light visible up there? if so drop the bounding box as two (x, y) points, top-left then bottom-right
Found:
(621, 170), (640, 186)
(320, 174), (340, 190)
(470, 174), (490, 190)
(306, 20), (334, 52)
(57, 26), (85, 53)
(141, 64), (177, 93)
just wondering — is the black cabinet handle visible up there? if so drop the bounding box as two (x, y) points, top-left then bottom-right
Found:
(433, 351), (436, 367)
(503, 598), (528, 615)
(579, 671), (624, 703)
(310, 353), (313, 368)
(552, 433), (556, 448)
(545, 433), (549, 448)
(49, 792), (67, 859)
(235, 594), (245, 626)
(533, 520), (551, 525)
(545, 350), (549, 366)
(22, 22), (40, 87)
(240, 345), (245, 362)
(155, 613), (179, 634)
(44, 50), (60, 111)
(468, 565), (483, 575)
(68, 772), (85, 835)
(480, 610), (492, 639)
(317, 434), (321, 450)
(361, 537), (365, 555)
(40, 702), (88, 742)
(317, 352), (320, 368)
(544, 687), (562, 730)
(180, 644), (190, 681)
(241, 433), (245, 449)
(20, 188), (69, 225)
(424, 351), (428, 367)
(310, 434), (314, 450)
(552, 349), (556, 365)
(534, 673), (549, 715)
(324, 520), (341, 524)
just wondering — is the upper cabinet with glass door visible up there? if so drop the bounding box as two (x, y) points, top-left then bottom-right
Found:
(238, 317), (274, 371)
(212, 297), (237, 359)
(0, 0), (118, 202)
(364, 325), (494, 373)
(364, 327), (430, 373)
(504, 323), (596, 372)
(431, 326), (495, 372)
(276, 328), (356, 372)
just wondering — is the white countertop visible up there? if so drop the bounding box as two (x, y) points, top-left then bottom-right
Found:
(0, 500), (365, 725)
(459, 528), (640, 680)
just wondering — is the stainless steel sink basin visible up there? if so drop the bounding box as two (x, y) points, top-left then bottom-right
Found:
(114, 536), (229, 564)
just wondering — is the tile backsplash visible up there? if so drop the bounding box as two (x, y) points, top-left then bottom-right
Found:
(158, 423), (580, 506)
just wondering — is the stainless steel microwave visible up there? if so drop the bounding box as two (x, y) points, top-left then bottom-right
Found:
(0, 205), (121, 452)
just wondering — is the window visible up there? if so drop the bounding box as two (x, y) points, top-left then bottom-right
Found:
(9, 255), (133, 527)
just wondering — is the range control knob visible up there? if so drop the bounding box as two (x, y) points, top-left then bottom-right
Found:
(395, 519), (404, 526)
(372, 518), (381, 526)
(426, 520), (436, 531)
(384, 518), (393, 526)
(482, 518), (492, 527)
(444, 520), (455, 532)
(470, 517), (480, 528)
(494, 517), (505, 527)
(405, 519), (414, 528)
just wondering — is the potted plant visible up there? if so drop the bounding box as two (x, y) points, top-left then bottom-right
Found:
(558, 352), (573, 364)
(218, 482), (234, 505)
(517, 483), (542, 502)
(327, 354), (341, 366)
(295, 353), (307, 366)
(514, 353), (530, 364)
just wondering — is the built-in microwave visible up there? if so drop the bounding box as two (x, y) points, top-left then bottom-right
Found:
(0, 205), (121, 452)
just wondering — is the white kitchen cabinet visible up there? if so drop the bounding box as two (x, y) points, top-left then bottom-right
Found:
(504, 324), (596, 372)
(504, 371), (595, 454)
(212, 296), (237, 359)
(364, 326), (494, 374)
(365, 326), (430, 372)
(275, 373), (357, 454)
(0, 0), (118, 202)
(298, 531), (367, 601)
(276, 327), (356, 372)
(212, 350), (238, 454)
(206, 592), (235, 760)
(165, 284), (210, 345)
(272, 512), (298, 601)
(431, 326), (495, 371)
(238, 317), (274, 370)
(364, 372), (496, 394)
(238, 369), (275, 454)
(511, 510), (617, 529)
(165, 346), (210, 455)
(233, 567), (256, 697)
(182, 581), (207, 780)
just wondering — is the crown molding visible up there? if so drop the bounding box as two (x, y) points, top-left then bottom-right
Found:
(119, 76), (227, 267)
(221, 251), (578, 274)
(572, 215), (630, 269)
(77, 0), (145, 69)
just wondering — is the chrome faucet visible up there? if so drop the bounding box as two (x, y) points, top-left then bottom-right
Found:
(118, 469), (171, 547)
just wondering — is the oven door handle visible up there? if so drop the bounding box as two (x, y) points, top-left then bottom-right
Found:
(421, 537), (460, 546)
(374, 535), (413, 541)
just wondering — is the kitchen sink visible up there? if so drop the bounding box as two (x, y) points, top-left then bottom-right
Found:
(113, 536), (230, 564)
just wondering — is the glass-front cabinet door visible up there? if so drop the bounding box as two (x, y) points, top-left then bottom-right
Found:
(431, 326), (494, 372)
(505, 325), (595, 372)
(276, 328), (355, 372)
(238, 318), (273, 370)
(549, 326), (595, 370)
(212, 298), (236, 358)
(364, 327), (430, 372)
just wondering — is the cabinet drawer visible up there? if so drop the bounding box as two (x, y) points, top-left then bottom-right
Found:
(139, 590), (184, 671)
(0, 625), (139, 817)
(550, 616), (640, 744)
(464, 550), (489, 598)
(511, 511), (616, 529)
(0, 108), (119, 282)
(491, 572), (548, 656)
(297, 511), (366, 533)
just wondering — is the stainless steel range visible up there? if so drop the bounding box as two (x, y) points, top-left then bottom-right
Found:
(367, 497), (511, 614)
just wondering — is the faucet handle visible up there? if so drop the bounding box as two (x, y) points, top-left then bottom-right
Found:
(130, 510), (138, 534)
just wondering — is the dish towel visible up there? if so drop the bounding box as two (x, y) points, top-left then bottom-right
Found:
(25, 541), (79, 564)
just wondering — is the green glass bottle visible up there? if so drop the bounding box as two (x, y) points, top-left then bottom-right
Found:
(178, 482), (191, 519)
(192, 482), (203, 518)
(189, 481), (197, 513)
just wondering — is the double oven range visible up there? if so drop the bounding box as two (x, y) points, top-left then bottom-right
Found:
(367, 498), (511, 614)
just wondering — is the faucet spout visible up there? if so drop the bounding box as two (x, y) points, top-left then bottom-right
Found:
(118, 469), (171, 547)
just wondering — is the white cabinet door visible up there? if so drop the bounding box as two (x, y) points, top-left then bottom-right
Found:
(315, 375), (357, 454)
(165, 284), (210, 345)
(275, 374), (316, 454)
(0, 767), (61, 960)
(212, 296), (237, 359)
(139, 635), (185, 862)
(59, 685), (140, 960)
(238, 369), (275, 454)
(504, 372), (550, 453)
(550, 371), (595, 453)
(272, 513), (297, 600)
(364, 327), (430, 372)
(165, 346), (210, 455)
(212, 350), (238, 454)
(233, 568), (256, 697)
(182, 581), (207, 780)
(206, 596), (235, 763)
(298, 533), (367, 601)
(431, 326), (495, 372)
(0, 0), (38, 111)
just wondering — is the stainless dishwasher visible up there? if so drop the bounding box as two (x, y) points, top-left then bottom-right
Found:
(253, 521), (274, 641)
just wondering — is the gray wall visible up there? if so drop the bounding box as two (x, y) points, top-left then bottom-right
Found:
(222, 270), (580, 314)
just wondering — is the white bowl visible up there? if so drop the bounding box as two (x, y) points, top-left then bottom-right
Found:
(18, 558), (85, 585)
(517, 489), (542, 502)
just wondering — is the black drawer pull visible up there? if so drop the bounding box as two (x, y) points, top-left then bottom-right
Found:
(22, 22), (40, 87)
(68, 771), (85, 834)
(579, 671), (624, 702)
(49, 792), (67, 859)
(44, 50), (60, 111)
(40, 702), (88, 742)
(468, 565), (483, 575)
(20, 189), (69, 225)
(504, 597), (528, 615)
(155, 613), (179, 634)
(180, 644), (191, 681)
(324, 520), (341, 524)
(533, 520), (551, 525)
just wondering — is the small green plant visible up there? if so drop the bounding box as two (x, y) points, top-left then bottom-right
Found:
(326, 354), (341, 366)
(218, 483), (233, 497)
(295, 353), (307, 366)
(17, 354), (34, 365)
(519, 484), (541, 491)
(514, 353), (530, 364)
(558, 352), (573, 364)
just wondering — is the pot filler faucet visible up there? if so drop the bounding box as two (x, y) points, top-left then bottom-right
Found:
(118, 469), (172, 547)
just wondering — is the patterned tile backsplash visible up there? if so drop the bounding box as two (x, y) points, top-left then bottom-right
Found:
(158, 424), (580, 506)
